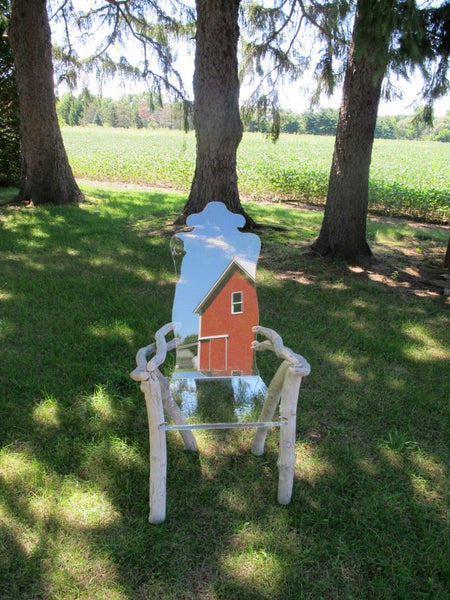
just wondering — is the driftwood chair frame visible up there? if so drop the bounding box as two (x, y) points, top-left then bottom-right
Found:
(130, 202), (310, 523)
(131, 322), (310, 524)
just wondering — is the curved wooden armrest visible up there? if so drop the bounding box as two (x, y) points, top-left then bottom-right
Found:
(130, 322), (178, 382)
(252, 325), (311, 377)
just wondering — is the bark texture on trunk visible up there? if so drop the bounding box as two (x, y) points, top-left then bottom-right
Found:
(9, 0), (82, 205)
(312, 0), (393, 261)
(179, 0), (254, 226)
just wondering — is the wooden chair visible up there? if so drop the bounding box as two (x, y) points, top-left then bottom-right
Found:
(130, 202), (310, 523)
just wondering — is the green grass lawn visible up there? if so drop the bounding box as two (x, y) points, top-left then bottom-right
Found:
(61, 127), (450, 224)
(0, 184), (449, 599)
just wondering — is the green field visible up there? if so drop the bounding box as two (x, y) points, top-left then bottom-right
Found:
(62, 127), (450, 224)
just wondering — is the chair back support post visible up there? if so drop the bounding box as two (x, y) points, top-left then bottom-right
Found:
(251, 360), (289, 456)
(277, 366), (303, 505)
(156, 371), (198, 452)
(142, 375), (167, 524)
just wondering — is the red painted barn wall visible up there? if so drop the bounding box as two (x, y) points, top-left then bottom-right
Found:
(199, 337), (227, 372)
(198, 270), (258, 375)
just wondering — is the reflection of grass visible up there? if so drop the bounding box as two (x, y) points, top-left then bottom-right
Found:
(0, 184), (449, 599)
(171, 377), (266, 423)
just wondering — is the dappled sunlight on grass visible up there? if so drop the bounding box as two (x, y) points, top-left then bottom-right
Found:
(0, 285), (13, 301)
(402, 322), (449, 361)
(32, 395), (61, 429)
(88, 321), (135, 343)
(351, 298), (370, 309)
(56, 480), (120, 529)
(0, 442), (125, 598)
(385, 373), (407, 391)
(221, 549), (283, 596)
(371, 223), (449, 245)
(357, 457), (381, 477)
(276, 270), (316, 285)
(0, 446), (119, 529)
(295, 444), (336, 485)
(217, 488), (254, 514)
(7, 255), (47, 271)
(1, 186), (449, 599)
(0, 502), (40, 556)
(375, 443), (449, 524)
(327, 351), (365, 383)
(87, 385), (117, 423)
(127, 266), (178, 289)
(0, 446), (45, 487)
(410, 450), (447, 483)
(0, 317), (15, 339)
(410, 474), (446, 517)
(44, 532), (127, 600)
(378, 446), (407, 470)
(80, 183), (186, 221)
(80, 437), (146, 485)
(87, 255), (128, 268)
(218, 512), (311, 597)
(319, 280), (350, 291)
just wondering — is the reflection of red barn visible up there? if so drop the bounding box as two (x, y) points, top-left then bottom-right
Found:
(194, 258), (258, 376)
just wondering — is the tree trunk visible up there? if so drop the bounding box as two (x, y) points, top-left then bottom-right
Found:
(8, 0), (82, 205)
(177, 0), (255, 227)
(311, 0), (394, 261)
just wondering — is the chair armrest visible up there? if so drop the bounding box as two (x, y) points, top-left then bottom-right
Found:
(130, 322), (178, 382)
(252, 325), (311, 376)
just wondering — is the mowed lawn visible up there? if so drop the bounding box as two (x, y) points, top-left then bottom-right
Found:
(62, 127), (450, 224)
(0, 184), (449, 599)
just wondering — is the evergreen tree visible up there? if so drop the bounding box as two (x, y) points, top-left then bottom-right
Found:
(68, 98), (83, 125)
(0, 0), (20, 186)
(93, 111), (103, 126)
(56, 93), (75, 125)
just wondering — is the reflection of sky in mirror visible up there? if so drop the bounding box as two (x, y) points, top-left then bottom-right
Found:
(171, 202), (261, 341)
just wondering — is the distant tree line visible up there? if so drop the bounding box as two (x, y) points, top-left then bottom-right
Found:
(245, 108), (450, 142)
(274, 108), (450, 142)
(57, 90), (450, 142)
(56, 89), (191, 130)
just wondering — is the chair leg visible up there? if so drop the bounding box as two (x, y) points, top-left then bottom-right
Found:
(252, 361), (289, 456)
(156, 371), (198, 452)
(141, 375), (167, 524)
(277, 366), (303, 505)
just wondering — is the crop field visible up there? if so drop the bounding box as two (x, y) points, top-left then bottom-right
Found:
(62, 127), (449, 224)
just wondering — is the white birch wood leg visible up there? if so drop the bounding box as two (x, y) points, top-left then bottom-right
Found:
(251, 325), (311, 504)
(141, 374), (167, 524)
(277, 366), (303, 505)
(252, 361), (289, 456)
(156, 371), (198, 452)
